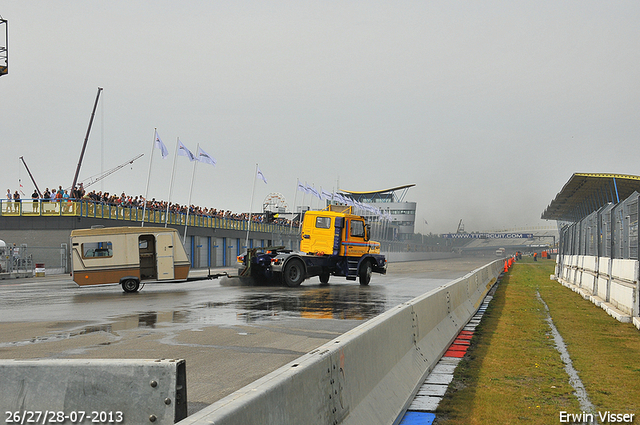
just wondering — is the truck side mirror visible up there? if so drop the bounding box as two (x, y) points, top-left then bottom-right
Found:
(364, 224), (370, 241)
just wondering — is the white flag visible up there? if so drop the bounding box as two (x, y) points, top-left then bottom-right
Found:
(197, 146), (216, 166)
(297, 180), (309, 193)
(321, 188), (333, 200)
(154, 131), (168, 159)
(177, 139), (195, 161)
(257, 167), (267, 184)
(307, 185), (321, 200)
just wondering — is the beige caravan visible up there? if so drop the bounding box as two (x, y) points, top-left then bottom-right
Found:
(71, 227), (190, 292)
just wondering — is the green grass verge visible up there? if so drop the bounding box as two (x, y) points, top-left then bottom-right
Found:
(434, 258), (640, 425)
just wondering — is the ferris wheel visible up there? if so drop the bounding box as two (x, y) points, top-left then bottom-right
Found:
(263, 192), (288, 212)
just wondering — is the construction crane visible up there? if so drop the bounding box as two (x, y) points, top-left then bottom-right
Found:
(20, 154), (144, 194)
(80, 153), (144, 189)
(456, 219), (465, 233)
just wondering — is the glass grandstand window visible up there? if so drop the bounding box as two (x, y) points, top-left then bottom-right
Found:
(82, 241), (113, 258)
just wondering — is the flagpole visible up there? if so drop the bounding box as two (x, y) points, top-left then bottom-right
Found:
(183, 144), (199, 244)
(302, 181), (308, 216)
(165, 138), (180, 227)
(289, 178), (299, 236)
(141, 128), (157, 227)
(311, 184), (316, 210)
(245, 163), (258, 251)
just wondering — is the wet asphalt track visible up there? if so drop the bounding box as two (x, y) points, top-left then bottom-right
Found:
(0, 257), (493, 415)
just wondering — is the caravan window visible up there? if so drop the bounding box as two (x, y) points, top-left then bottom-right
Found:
(82, 241), (113, 258)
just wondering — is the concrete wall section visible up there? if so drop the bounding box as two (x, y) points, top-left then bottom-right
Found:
(178, 259), (502, 425)
(557, 255), (639, 323)
(1, 359), (187, 425)
(580, 256), (597, 294)
(596, 257), (611, 302)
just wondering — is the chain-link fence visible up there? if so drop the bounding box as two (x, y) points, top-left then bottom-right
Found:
(0, 243), (33, 276)
(559, 191), (639, 260)
(0, 244), (68, 276)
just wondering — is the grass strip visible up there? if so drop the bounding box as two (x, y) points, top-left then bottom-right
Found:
(538, 263), (640, 415)
(435, 257), (640, 424)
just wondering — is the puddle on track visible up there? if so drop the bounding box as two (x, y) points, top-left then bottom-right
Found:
(2, 284), (394, 347)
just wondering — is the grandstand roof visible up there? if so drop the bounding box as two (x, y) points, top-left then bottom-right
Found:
(541, 173), (640, 222)
(339, 184), (415, 195)
(340, 184), (416, 204)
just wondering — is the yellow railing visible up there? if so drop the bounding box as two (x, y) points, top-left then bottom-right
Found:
(0, 200), (299, 234)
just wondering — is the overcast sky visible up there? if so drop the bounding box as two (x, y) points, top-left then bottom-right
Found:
(1, 1), (639, 234)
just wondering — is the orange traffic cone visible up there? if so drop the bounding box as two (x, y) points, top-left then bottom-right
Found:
(504, 260), (508, 273)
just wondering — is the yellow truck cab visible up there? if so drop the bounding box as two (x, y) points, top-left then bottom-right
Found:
(300, 208), (381, 257)
(263, 206), (386, 287)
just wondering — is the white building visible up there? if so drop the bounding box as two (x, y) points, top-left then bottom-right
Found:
(339, 184), (417, 241)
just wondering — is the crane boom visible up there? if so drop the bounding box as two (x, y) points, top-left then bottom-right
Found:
(71, 87), (103, 192)
(19, 156), (42, 197)
(81, 154), (144, 189)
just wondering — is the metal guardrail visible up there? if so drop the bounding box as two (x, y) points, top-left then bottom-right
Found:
(0, 199), (298, 235)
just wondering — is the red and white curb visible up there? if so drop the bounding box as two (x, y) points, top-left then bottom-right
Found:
(400, 291), (495, 424)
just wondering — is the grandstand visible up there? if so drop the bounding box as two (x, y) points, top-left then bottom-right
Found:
(339, 184), (417, 241)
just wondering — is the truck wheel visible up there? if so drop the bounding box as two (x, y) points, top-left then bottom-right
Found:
(359, 261), (372, 286)
(283, 259), (305, 287)
(319, 270), (330, 284)
(122, 279), (140, 293)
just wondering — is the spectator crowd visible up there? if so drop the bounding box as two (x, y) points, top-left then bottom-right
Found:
(5, 183), (297, 227)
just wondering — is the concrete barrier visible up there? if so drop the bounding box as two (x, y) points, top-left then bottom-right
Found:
(1, 359), (187, 425)
(609, 259), (638, 317)
(178, 259), (502, 425)
(557, 255), (639, 324)
(580, 256), (597, 294)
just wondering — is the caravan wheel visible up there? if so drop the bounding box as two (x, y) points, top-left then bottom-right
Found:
(122, 279), (140, 293)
